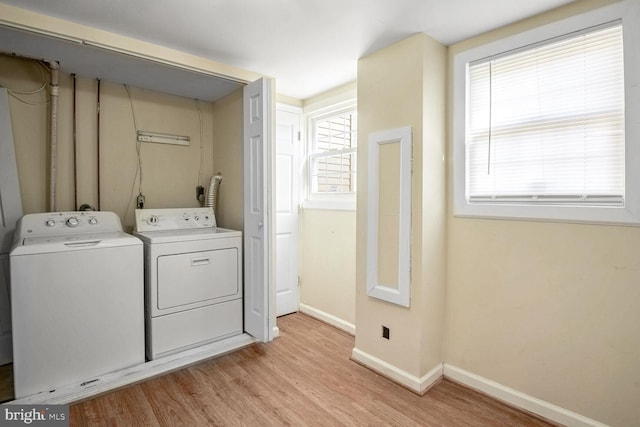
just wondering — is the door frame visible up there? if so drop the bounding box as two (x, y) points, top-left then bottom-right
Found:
(274, 103), (302, 316)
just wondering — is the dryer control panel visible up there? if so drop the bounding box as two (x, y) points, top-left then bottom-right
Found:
(135, 207), (216, 232)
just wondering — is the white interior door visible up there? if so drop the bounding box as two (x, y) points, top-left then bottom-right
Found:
(0, 88), (23, 364)
(243, 78), (274, 342)
(275, 105), (301, 316)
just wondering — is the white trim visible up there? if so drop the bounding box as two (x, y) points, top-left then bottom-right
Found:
(443, 364), (609, 427)
(452, 0), (640, 225)
(299, 303), (355, 335)
(9, 334), (257, 405)
(351, 347), (442, 394)
(272, 325), (281, 339)
(366, 126), (412, 307)
(302, 99), (358, 211)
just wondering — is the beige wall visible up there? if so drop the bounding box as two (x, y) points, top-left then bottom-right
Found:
(355, 33), (447, 378)
(419, 32), (448, 375)
(444, 1), (639, 425)
(100, 83), (214, 229)
(212, 88), (245, 231)
(0, 56), (49, 214)
(302, 81), (356, 110)
(0, 53), (248, 232)
(299, 209), (356, 325)
(297, 82), (357, 326)
(75, 78), (99, 211)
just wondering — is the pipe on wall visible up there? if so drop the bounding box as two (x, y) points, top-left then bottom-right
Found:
(205, 172), (223, 222)
(72, 74), (78, 210)
(48, 61), (60, 212)
(97, 78), (101, 211)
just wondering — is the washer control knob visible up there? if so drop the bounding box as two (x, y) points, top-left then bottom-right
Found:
(88, 217), (98, 225)
(45, 219), (55, 227)
(148, 215), (159, 225)
(66, 217), (79, 228)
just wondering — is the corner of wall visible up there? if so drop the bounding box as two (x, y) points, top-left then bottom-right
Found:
(352, 347), (443, 395)
(355, 31), (447, 381)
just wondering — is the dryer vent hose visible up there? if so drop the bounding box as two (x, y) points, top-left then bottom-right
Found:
(205, 172), (223, 215)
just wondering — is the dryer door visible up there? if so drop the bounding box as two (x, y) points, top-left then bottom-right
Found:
(157, 248), (240, 310)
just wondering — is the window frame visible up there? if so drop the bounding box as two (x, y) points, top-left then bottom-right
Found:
(452, 0), (640, 225)
(303, 99), (357, 211)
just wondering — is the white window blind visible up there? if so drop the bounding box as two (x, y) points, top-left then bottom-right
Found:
(310, 110), (357, 193)
(466, 22), (625, 206)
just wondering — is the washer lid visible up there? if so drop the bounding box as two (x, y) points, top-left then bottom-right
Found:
(134, 227), (241, 243)
(11, 231), (141, 255)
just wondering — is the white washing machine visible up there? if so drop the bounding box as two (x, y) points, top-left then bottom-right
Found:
(10, 211), (145, 399)
(134, 207), (243, 360)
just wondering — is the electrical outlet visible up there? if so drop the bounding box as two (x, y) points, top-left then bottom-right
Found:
(137, 194), (145, 209)
(382, 325), (390, 340)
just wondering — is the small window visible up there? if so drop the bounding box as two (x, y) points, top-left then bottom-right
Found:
(453, 1), (640, 224)
(305, 103), (357, 210)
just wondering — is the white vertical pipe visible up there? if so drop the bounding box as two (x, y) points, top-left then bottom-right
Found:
(48, 61), (60, 212)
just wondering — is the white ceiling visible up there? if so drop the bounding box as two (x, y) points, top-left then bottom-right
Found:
(0, 0), (575, 100)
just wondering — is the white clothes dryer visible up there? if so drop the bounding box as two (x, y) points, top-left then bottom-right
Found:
(10, 211), (145, 399)
(134, 208), (242, 360)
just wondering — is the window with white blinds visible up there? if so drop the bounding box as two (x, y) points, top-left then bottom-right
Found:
(466, 22), (624, 206)
(309, 109), (357, 194)
(454, 1), (640, 224)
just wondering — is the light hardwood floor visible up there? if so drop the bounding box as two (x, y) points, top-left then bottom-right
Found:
(70, 313), (556, 426)
(0, 363), (12, 403)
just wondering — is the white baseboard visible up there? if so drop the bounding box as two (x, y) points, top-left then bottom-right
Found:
(443, 364), (608, 427)
(272, 325), (280, 339)
(299, 303), (355, 335)
(351, 347), (442, 394)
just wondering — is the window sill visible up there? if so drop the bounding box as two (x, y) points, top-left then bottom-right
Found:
(303, 197), (356, 211)
(453, 200), (640, 226)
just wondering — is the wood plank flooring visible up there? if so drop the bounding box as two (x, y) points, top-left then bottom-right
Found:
(70, 313), (556, 426)
(0, 363), (13, 403)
